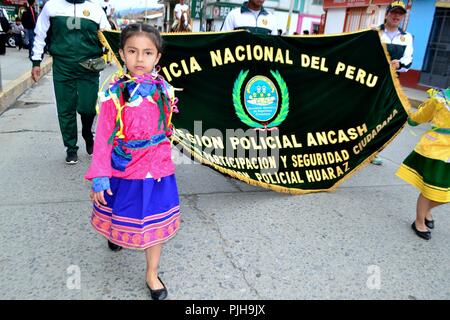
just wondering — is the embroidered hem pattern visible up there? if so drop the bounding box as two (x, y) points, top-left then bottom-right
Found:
(91, 203), (181, 249)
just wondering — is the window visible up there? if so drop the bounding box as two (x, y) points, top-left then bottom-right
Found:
(343, 7), (377, 32)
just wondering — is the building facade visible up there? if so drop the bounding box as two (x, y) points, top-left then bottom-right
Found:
(409, 0), (449, 89)
(322, 0), (413, 34)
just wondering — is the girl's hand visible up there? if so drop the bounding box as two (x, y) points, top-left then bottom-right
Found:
(91, 189), (113, 207)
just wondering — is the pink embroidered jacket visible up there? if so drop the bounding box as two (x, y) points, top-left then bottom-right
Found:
(85, 93), (175, 181)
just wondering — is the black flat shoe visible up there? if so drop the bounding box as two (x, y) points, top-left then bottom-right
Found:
(146, 276), (168, 300)
(425, 218), (434, 229)
(411, 222), (431, 240)
(108, 240), (123, 251)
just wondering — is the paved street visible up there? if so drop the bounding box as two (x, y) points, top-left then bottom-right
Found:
(0, 64), (449, 300)
(0, 47), (30, 90)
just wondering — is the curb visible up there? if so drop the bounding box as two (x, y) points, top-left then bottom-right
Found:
(0, 58), (53, 115)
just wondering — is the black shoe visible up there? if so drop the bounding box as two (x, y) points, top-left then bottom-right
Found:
(85, 138), (94, 156)
(65, 151), (78, 165)
(425, 218), (434, 229)
(411, 222), (431, 240)
(146, 277), (168, 300)
(108, 240), (122, 251)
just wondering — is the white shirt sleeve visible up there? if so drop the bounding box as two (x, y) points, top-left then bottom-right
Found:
(31, 3), (51, 64)
(221, 9), (236, 31)
(398, 33), (413, 73)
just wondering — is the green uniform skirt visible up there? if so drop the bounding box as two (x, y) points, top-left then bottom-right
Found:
(396, 151), (450, 203)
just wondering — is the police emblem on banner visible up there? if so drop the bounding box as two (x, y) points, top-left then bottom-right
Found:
(232, 70), (289, 129)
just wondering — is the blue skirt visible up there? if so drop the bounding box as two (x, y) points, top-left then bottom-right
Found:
(91, 174), (181, 250)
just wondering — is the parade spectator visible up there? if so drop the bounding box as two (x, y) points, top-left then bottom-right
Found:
(396, 88), (450, 240)
(21, 0), (37, 59)
(171, 0), (190, 31)
(221, 0), (278, 35)
(85, 24), (180, 300)
(11, 17), (25, 50)
(30, 0), (110, 164)
(372, 1), (414, 165)
(174, 0), (189, 22)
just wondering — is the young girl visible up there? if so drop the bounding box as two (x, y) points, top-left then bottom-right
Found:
(396, 87), (450, 240)
(85, 24), (180, 299)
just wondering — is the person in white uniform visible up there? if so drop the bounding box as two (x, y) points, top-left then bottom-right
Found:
(221, 0), (277, 35)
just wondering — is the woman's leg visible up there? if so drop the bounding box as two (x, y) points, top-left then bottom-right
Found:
(426, 200), (443, 220)
(415, 193), (430, 231)
(145, 243), (164, 289)
(416, 193), (444, 230)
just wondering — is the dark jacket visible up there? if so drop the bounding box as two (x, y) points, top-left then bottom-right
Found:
(21, 6), (37, 30)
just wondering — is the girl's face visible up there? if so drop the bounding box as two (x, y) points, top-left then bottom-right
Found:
(119, 34), (161, 76)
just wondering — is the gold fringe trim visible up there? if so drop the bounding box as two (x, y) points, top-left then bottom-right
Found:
(163, 28), (378, 38)
(162, 27), (374, 38)
(162, 29), (243, 36)
(298, 27), (375, 38)
(396, 164), (450, 203)
(98, 29), (409, 195)
(165, 29), (410, 195)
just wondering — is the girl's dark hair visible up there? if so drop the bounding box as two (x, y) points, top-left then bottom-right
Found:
(119, 24), (163, 102)
(120, 23), (163, 53)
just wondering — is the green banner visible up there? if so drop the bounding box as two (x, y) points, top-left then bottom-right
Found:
(100, 30), (410, 194)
